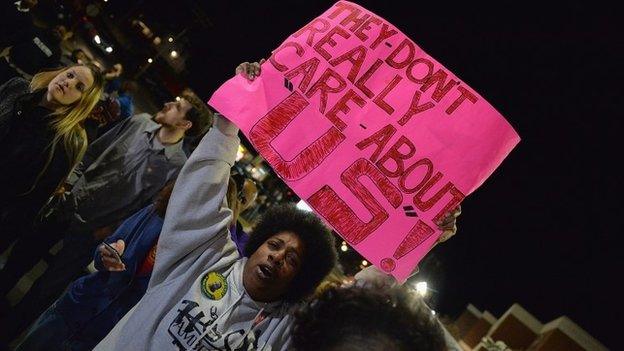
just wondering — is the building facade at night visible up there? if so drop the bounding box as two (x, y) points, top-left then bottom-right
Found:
(449, 303), (607, 351)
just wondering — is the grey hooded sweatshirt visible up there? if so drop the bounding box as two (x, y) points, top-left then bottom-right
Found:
(95, 119), (295, 351)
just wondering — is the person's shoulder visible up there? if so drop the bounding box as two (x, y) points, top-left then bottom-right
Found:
(131, 113), (153, 122)
(127, 113), (156, 128)
(138, 203), (157, 216)
(168, 149), (188, 168)
(1, 77), (30, 93)
(118, 94), (131, 102)
(119, 204), (158, 229)
(0, 78), (31, 113)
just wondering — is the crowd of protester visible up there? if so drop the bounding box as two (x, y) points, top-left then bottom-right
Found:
(1, 2), (462, 350)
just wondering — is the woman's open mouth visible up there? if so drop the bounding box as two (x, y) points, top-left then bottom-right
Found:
(257, 263), (274, 280)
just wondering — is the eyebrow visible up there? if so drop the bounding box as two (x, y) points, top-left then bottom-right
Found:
(287, 249), (301, 265)
(71, 70), (88, 87)
(274, 238), (301, 260)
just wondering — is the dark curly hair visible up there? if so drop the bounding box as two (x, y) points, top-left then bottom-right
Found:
(243, 203), (337, 302)
(293, 285), (447, 351)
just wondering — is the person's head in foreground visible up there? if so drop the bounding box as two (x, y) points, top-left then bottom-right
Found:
(292, 285), (447, 351)
(243, 203), (337, 303)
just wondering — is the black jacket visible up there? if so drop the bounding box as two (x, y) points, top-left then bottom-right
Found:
(5, 26), (63, 76)
(0, 78), (71, 233)
(0, 2), (35, 49)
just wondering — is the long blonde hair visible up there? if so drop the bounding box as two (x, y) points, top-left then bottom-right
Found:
(28, 63), (104, 191)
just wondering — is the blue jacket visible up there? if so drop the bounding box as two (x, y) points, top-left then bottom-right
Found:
(55, 204), (163, 344)
(116, 93), (133, 120)
(53, 204), (251, 347)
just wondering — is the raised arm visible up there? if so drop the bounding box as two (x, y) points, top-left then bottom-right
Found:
(149, 114), (240, 287)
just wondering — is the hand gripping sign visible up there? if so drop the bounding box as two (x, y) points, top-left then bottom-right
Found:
(209, 1), (520, 281)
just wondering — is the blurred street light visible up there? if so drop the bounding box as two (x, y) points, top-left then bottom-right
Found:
(170, 50), (178, 58)
(415, 281), (428, 296)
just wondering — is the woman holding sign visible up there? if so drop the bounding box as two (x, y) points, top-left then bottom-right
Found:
(90, 70), (336, 350)
(90, 62), (460, 351)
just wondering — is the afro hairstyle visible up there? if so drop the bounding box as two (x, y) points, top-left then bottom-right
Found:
(244, 203), (337, 302)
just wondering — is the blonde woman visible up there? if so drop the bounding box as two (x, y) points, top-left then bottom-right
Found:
(0, 64), (103, 251)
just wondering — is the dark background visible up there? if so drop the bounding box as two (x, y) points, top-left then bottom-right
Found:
(151, 1), (621, 347)
(43, 0), (624, 347)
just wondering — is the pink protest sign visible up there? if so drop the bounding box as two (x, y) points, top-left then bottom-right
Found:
(209, 1), (520, 281)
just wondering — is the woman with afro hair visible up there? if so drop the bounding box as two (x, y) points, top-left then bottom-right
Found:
(94, 63), (337, 351)
(95, 61), (459, 351)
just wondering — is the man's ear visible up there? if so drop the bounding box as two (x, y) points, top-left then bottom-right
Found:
(179, 120), (192, 131)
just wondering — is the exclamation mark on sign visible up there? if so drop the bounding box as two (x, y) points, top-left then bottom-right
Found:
(380, 220), (435, 273)
(284, 78), (294, 91)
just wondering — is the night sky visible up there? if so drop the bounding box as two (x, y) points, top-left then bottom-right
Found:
(121, 0), (620, 347)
